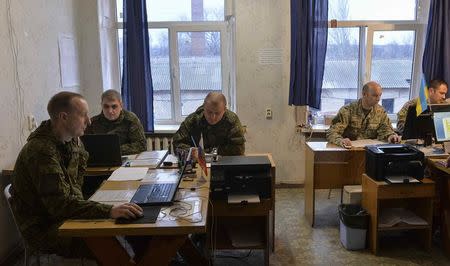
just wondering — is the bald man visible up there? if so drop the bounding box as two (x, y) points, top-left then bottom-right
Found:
(173, 92), (245, 155)
(326, 81), (400, 148)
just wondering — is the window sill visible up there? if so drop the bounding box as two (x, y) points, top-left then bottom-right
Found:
(300, 123), (398, 134)
(153, 124), (179, 134)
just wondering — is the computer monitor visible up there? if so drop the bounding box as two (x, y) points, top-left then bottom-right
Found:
(433, 111), (450, 143)
(402, 105), (435, 140)
(429, 103), (450, 113)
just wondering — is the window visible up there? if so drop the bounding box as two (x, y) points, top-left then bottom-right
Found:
(321, 0), (427, 121)
(116, 0), (234, 125)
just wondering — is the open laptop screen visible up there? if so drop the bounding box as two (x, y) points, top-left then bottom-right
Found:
(433, 111), (450, 143)
(80, 134), (122, 166)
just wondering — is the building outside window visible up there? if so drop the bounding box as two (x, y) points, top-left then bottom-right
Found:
(320, 0), (428, 122)
(115, 0), (234, 125)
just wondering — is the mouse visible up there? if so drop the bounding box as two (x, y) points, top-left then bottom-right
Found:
(163, 161), (173, 166)
(115, 213), (144, 224)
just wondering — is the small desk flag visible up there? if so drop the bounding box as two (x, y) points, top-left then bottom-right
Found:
(416, 74), (429, 116)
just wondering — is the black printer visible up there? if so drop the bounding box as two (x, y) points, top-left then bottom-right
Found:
(365, 144), (425, 181)
(210, 156), (272, 200)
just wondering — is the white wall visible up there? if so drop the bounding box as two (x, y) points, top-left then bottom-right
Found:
(0, 0), (96, 261)
(235, 0), (305, 184)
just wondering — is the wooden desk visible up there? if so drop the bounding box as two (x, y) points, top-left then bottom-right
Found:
(209, 154), (275, 266)
(361, 174), (434, 255)
(427, 158), (450, 258)
(305, 142), (365, 227)
(59, 169), (210, 265)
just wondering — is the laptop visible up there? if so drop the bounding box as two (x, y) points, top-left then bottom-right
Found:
(130, 159), (188, 206)
(80, 134), (122, 167)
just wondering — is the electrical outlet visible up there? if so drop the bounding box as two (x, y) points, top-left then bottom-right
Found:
(265, 108), (272, 119)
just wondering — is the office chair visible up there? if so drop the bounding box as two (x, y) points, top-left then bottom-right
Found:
(4, 184), (90, 266)
(4, 184), (41, 266)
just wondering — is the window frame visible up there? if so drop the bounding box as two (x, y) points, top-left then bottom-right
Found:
(115, 3), (235, 125)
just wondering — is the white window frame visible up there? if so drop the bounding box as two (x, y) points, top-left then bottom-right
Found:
(326, 20), (427, 120)
(114, 3), (235, 126)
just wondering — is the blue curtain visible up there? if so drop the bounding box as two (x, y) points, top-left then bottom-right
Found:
(289, 0), (328, 109)
(422, 0), (450, 91)
(122, 0), (154, 132)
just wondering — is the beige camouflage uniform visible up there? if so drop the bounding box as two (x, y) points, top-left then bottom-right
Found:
(396, 98), (418, 135)
(86, 109), (147, 155)
(326, 99), (395, 146)
(173, 106), (246, 156)
(11, 120), (112, 256)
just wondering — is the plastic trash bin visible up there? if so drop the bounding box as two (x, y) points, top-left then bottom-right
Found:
(339, 204), (369, 250)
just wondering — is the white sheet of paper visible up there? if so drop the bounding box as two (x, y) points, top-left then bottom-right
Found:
(228, 194), (260, 204)
(142, 171), (179, 183)
(108, 167), (148, 181)
(128, 159), (161, 168)
(136, 150), (168, 159)
(350, 139), (385, 147)
(90, 190), (136, 202)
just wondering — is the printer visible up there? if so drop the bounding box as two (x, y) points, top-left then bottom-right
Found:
(365, 144), (425, 181)
(210, 155), (272, 200)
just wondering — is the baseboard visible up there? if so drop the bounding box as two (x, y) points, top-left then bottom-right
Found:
(275, 183), (304, 189)
(0, 242), (24, 266)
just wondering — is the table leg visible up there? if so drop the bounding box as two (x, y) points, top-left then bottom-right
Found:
(305, 148), (315, 227)
(84, 237), (133, 266)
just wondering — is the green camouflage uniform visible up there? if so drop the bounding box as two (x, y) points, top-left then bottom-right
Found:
(11, 120), (112, 256)
(396, 98), (418, 135)
(86, 110), (147, 155)
(173, 106), (245, 156)
(326, 99), (395, 146)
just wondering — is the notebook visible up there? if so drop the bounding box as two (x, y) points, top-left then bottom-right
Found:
(130, 158), (188, 206)
(80, 134), (122, 167)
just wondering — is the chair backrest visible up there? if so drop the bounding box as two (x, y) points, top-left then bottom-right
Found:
(4, 184), (20, 229)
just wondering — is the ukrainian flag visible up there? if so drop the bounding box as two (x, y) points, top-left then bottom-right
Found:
(416, 74), (429, 115)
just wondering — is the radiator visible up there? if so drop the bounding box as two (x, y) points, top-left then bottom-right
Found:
(146, 135), (174, 153)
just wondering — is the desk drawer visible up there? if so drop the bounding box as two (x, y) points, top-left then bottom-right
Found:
(378, 184), (435, 199)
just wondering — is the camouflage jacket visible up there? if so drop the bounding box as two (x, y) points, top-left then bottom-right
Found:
(173, 106), (246, 156)
(86, 110), (147, 155)
(326, 99), (395, 146)
(396, 98), (418, 135)
(11, 120), (112, 254)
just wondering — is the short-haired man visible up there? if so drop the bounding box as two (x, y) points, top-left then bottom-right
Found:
(173, 92), (245, 155)
(397, 79), (449, 135)
(11, 92), (142, 257)
(327, 81), (400, 148)
(86, 89), (147, 155)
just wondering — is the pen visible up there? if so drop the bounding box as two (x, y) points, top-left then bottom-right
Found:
(190, 135), (197, 147)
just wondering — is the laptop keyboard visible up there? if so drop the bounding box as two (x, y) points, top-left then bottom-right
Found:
(133, 183), (174, 204)
(147, 183), (172, 201)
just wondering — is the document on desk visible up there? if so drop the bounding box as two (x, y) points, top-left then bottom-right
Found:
(108, 167), (148, 181)
(228, 194), (260, 204)
(136, 150), (168, 160)
(126, 158), (161, 168)
(350, 139), (384, 147)
(90, 189), (136, 202)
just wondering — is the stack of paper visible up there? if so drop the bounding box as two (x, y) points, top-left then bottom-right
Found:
(108, 167), (149, 181)
(379, 208), (428, 228)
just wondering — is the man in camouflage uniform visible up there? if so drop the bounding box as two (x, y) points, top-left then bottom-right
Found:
(396, 79), (448, 135)
(326, 81), (400, 148)
(86, 89), (147, 155)
(10, 92), (142, 257)
(173, 92), (245, 156)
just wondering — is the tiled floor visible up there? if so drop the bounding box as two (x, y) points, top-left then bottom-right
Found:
(12, 188), (450, 265)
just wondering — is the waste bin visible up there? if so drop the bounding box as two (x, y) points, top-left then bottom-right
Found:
(339, 204), (369, 250)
